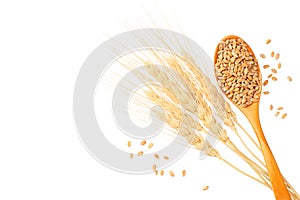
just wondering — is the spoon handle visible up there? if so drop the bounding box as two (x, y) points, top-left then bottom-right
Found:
(246, 106), (291, 200)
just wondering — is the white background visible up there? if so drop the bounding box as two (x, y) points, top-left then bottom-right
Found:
(1, 0), (300, 199)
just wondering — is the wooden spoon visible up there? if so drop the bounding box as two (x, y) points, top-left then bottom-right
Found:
(214, 35), (291, 200)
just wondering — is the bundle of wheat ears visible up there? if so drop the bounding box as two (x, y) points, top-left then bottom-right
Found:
(114, 30), (299, 199)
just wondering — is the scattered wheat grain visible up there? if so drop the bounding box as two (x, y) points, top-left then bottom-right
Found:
(282, 113), (287, 119)
(128, 141), (131, 147)
(260, 53), (266, 59)
(148, 143), (153, 149)
(202, 186), (209, 191)
(271, 51), (275, 57)
(169, 170), (175, 177)
(263, 80), (269, 86)
(271, 77), (278, 81)
(270, 104), (273, 110)
(275, 53), (280, 60)
(266, 39), (271, 44)
(160, 170), (164, 176)
(154, 154), (159, 159)
(141, 140), (146, 146)
(137, 151), (144, 156)
(182, 170), (186, 177)
(163, 156), (169, 160)
(287, 76), (292, 82)
(152, 164), (157, 171)
(278, 63), (281, 69)
(271, 68), (277, 74)
(267, 74), (273, 78)
(263, 65), (270, 69)
(277, 107), (283, 110)
(275, 112), (280, 117)
(263, 91), (270, 95)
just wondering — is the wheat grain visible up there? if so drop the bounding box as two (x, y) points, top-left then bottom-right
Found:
(169, 170), (175, 177)
(263, 80), (269, 86)
(148, 143), (153, 149)
(160, 170), (164, 176)
(152, 164), (157, 171)
(266, 39), (271, 44)
(271, 68), (277, 74)
(141, 140), (146, 146)
(278, 63), (281, 69)
(263, 65), (270, 69)
(282, 113), (287, 119)
(202, 186), (209, 191)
